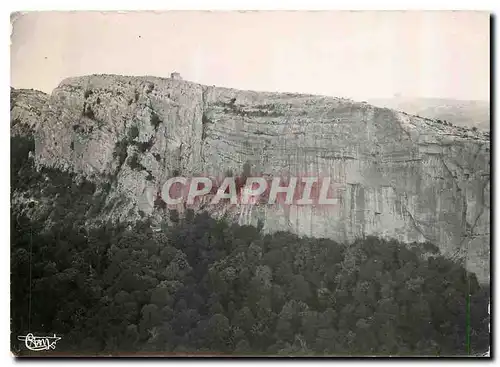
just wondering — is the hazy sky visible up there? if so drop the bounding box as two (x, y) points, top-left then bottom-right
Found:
(11, 11), (490, 101)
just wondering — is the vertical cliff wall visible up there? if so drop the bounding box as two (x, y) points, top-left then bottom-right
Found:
(31, 75), (490, 282)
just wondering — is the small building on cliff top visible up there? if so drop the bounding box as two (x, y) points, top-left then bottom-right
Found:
(171, 72), (182, 80)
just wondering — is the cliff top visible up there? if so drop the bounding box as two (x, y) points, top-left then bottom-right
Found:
(20, 73), (485, 144)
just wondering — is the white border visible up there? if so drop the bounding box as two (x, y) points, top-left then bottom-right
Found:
(2, 0), (500, 11)
(2, 1), (497, 366)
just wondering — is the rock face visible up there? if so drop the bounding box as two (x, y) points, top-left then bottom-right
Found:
(20, 74), (490, 282)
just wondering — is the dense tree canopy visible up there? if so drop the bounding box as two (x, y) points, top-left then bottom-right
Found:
(11, 208), (490, 356)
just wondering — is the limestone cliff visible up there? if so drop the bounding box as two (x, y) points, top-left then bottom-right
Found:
(15, 74), (490, 282)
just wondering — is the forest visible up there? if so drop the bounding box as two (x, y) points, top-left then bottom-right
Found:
(10, 135), (490, 356)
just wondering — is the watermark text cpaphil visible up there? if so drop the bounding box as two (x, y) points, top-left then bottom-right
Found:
(158, 175), (342, 207)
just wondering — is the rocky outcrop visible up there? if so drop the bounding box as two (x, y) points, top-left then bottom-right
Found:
(11, 88), (49, 137)
(17, 74), (490, 282)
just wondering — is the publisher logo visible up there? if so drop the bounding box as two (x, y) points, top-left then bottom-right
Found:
(17, 333), (62, 351)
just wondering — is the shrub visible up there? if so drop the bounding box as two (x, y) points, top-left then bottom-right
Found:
(128, 125), (140, 141)
(113, 139), (129, 168)
(154, 195), (167, 210)
(127, 153), (143, 171)
(82, 104), (95, 120)
(150, 112), (161, 130)
(137, 138), (154, 153)
(202, 112), (212, 125)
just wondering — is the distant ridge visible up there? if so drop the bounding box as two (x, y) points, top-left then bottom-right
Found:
(368, 97), (490, 131)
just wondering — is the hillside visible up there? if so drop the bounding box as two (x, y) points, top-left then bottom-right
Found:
(368, 97), (490, 131)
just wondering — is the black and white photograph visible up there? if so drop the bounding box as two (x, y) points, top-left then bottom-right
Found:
(9, 9), (491, 357)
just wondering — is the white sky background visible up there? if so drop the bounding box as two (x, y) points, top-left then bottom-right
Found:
(11, 11), (490, 102)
